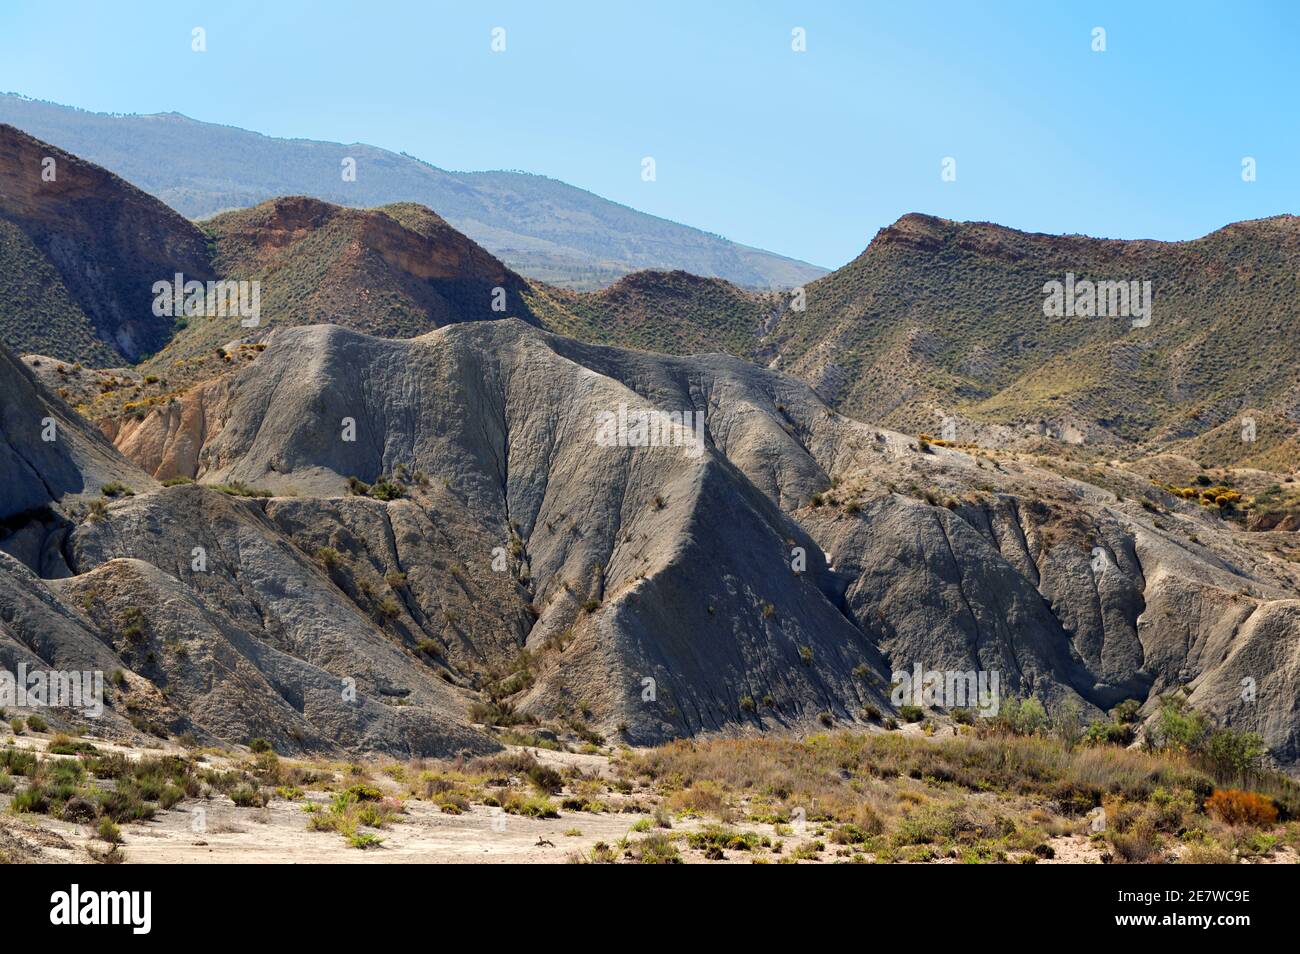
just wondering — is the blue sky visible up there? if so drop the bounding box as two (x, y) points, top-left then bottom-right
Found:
(2, 0), (1297, 269)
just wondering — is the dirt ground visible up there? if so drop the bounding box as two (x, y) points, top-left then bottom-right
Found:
(3, 731), (1296, 865)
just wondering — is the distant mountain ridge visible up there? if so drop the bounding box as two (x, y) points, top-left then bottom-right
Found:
(0, 93), (828, 291)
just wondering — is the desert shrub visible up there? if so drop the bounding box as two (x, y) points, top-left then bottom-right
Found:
(1205, 789), (1278, 827)
(61, 795), (98, 822)
(47, 734), (96, 755)
(666, 780), (729, 818)
(502, 792), (558, 818)
(1147, 695), (1210, 754)
(25, 715), (48, 733)
(686, 825), (769, 853)
(211, 481), (271, 498)
(0, 747), (35, 776)
(1111, 699), (1142, 723)
(11, 784), (50, 814)
(898, 705), (924, 723)
(314, 546), (342, 569)
(1180, 838), (1235, 864)
(1110, 816), (1162, 863)
(368, 479), (405, 501)
(633, 832), (682, 864)
(96, 817), (123, 844)
(1199, 729), (1267, 785)
(527, 764), (564, 795)
(830, 823), (871, 845)
(229, 785), (266, 808)
(994, 696), (1048, 736)
(1085, 719), (1135, 746)
(467, 700), (533, 727)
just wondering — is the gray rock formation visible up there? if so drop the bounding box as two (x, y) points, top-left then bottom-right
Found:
(4, 317), (1300, 761)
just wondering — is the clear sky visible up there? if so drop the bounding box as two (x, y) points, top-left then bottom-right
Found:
(2, 0), (1297, 269)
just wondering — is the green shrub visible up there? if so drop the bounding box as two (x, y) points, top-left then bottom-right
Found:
(229, 785), (265, 808)
(898, 705), (924, 723)
(210, 481), (272, 498)
(314, 546), (342, 569)
(527, 765), (563, 795)
(1086, 720), (1135, 746)
(1148, 695), (1210, 753)
(368, 479), (405, 501)
(11, 784), (50, 814)
(1, 747), (37, 776)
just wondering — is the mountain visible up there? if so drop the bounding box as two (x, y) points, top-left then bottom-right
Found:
(527, 269), (776, 357)
(7, 317), (1300, 762)
(764, 213), (1300, 456)
(5, 130), (1300, 766)
(0, 122), (212, 364)
(171, 196), (541, 358)
(0, 94), (828, 291)
(540, 211), (1300, 476)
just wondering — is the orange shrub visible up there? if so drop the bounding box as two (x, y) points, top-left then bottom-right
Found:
(1205, 789), (1278, 827)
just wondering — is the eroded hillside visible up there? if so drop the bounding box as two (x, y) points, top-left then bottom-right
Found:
(5, 318), (1300, 764)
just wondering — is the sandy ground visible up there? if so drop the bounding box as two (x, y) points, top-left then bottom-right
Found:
(11, 795), (653, 864)
(3, 733), (1296, 864)
(0, 740), (744, 864)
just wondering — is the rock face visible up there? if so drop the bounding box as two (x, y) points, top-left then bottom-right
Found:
(0, 342), (145, 526)
(0, 332), (495, 756)
(0, 123), (212, 363)
(53, 318), (1300, 761)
